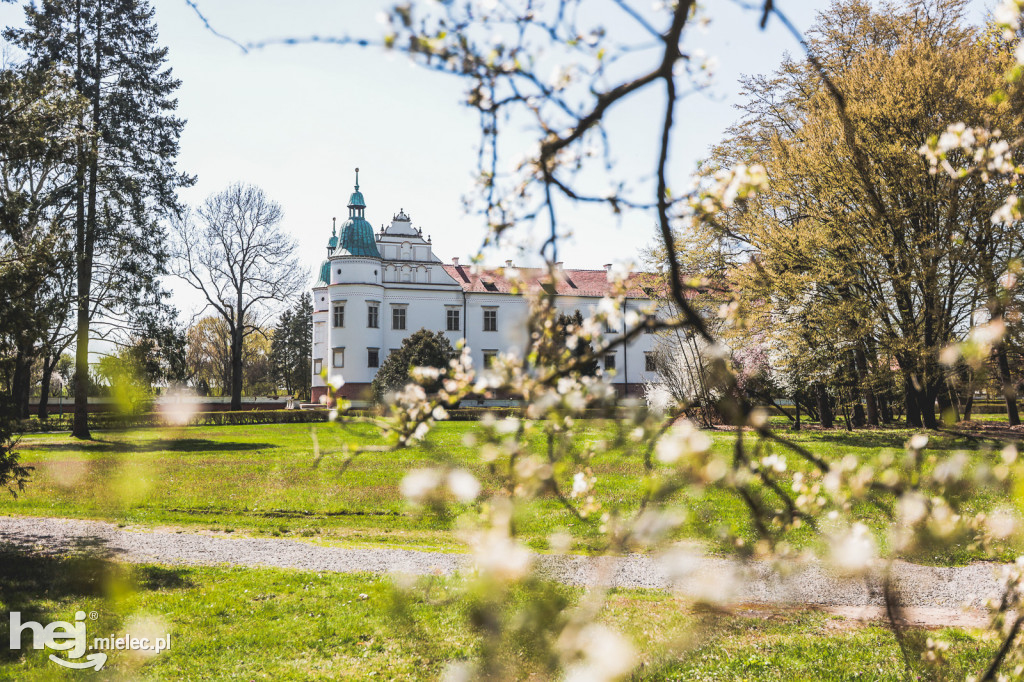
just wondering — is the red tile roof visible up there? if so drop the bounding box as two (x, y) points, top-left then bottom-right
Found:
(441, 265), (662, 298)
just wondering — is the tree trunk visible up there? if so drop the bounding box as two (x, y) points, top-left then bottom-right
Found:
(800, 393), (819, 422)
(12, 344), (33, 419)
(995, 342), (1021, 426)
(854, 346), (879, 426)
(37, 355), (55, 420)
(815, 383), (833, 428)
(793, 392), (801, 431)
(73, 0), (101, 440)
(852, 402), (866, 428)
(230, 303), (244, 410)
(962, 393), (974, 421)
(920, 382), (939, 430)
(904, 379), (922, 428)
(72, 301), (91, 438)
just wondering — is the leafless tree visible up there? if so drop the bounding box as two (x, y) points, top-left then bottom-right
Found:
(171, 183), (304, 409)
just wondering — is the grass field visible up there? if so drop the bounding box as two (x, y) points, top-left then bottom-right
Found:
(0, 550), (999, 681)
(3, 420), (1018, 563)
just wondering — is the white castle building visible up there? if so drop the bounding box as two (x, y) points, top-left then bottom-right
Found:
(311, 170), (661, 403)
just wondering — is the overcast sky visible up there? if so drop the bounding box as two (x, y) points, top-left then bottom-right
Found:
(1, 0), (997, 325)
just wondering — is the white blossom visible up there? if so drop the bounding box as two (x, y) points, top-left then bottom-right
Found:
(401, 468), (442, 502)
(830, 522), (877, 573)
(909, 433), (929, 451)
(562, 625), (637, 682)
(655, 420), (712, 463)
(447, 469), (481, 502)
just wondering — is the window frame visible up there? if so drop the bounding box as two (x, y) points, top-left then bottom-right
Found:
(604, 353), (616, 371)
(367, 303), (379, 329)
(313, 358), (322, 374)
(483, 308), (498, 332)
(482, 350), (498, 368)
(367, 348), (380, 368)
(446, 308), (461, 332)
(392, 306), (407, 330)
(644, 352), (656, 372)
(332, 348), (345, 369)
(332, 303), (345, 328)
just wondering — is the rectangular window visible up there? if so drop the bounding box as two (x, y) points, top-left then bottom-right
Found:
(483, 350), (498, 368)
(644, 316), (656, 333)
(483, 308), (497, 332)
(332, 304), (345, 328)
(313, 358), (322, 374)
(604, 353), (616, 371)
(645, 353), (656, 372)
(332, 348), (345, 368)
(367, 304), (379, 329)
(392, 307), (407, 330)
(367, 348), (379, 368)
(447, 309), (460, 331)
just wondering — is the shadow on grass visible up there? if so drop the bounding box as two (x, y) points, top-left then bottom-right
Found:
(793, 429), (981, 451)
(0, 546), (194, 663)
(23, 438), (279, 454)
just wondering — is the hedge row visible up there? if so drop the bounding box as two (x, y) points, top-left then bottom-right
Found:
(17, 402), (1019, 433)
(17, 405), (638, 432)
(17, 409), (337, 432)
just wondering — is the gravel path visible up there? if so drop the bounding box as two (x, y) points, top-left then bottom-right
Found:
(0, 516), (1005, 619)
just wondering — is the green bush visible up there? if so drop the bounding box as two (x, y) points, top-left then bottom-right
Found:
(370, 329), (454, 403)
(17, 409), (339, 432)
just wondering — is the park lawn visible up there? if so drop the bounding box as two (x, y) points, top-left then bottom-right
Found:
(2, 421), (1019, 563)
(0, 551), (999, 681)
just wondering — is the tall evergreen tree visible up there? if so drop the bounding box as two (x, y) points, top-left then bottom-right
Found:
(552, 310), (599, 377)
(371, 329), (453, 403)
(271, 293), (313, 400)
(7, 0), (193, 439)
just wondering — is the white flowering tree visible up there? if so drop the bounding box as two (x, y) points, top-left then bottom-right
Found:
(194, 0), (1024, 677)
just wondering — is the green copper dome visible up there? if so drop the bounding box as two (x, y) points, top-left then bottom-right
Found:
(338, 216), (380, 257)
(337, 167), (381, 258)
(315, 259), (331, 287)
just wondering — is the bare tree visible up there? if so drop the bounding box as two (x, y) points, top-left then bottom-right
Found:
(172, 183), (303, 409)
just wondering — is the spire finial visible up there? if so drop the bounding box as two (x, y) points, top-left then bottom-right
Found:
(332, 216), (336, 235)
(354, 167), (360, 190)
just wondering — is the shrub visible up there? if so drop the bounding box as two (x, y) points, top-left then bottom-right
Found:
(370, 328), (454, 403)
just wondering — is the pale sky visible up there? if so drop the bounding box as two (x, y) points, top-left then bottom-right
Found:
(1, 0), (996, 325)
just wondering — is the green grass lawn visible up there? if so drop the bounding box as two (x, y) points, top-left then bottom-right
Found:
(2, 421), (1018, 562)
(0, 550), (999, 681)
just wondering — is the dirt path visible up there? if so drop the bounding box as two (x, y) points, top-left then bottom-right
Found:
(0, 515), (1000, 628)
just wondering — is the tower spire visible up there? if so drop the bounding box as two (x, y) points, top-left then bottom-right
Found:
(354, 167), (359, 191)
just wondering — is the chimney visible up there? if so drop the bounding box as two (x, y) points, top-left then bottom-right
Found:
(603, 264), (612, 272)
(505, 260), (513, 268)
(452, 257), (459, 266)
(555, 261), (564, 271)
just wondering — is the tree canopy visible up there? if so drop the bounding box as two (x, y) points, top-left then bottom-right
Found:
(370, 329), (454, 403)
(688, 0), (1024, 428)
